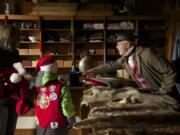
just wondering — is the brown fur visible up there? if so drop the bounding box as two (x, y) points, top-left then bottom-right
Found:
(81, 86), (178, 108)
(89, 128), (180, 135)
(0, 25), (20, 51)
(76, 87), (180, 130)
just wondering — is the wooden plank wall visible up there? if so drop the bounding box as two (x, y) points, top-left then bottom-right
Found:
(15, 129), (81, 135)
(0, 1), (171, 16)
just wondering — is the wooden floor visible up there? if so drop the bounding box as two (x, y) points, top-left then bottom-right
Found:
(15, 128), (81, 135)
(15, 129), (35, 135)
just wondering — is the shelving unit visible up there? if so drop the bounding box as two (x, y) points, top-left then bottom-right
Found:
(74, 16), (105, 65)
(0, 15), (169, 79)
(41, 16), (73, 76)
(138, 19), (168, 55)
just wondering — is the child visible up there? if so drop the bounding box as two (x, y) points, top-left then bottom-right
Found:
(34, 55), (76, 135)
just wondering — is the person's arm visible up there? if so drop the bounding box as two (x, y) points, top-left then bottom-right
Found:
(61, 85), (76, 127)
(11, 49), (26, 75)
(146, 49), (176, 93)
(61, 86), (75, 117)
(87, 58), (123, 76)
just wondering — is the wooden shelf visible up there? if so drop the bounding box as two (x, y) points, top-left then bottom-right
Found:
(43, 54), (72, 57)
(76, 29), (104, 31)
(106, 15), (167, 21)
(20, 28), (40, 31)
(0, 14), (39, 20)
(43, 28), (70, 31)
(106, 29), (135, 31)
(139, 28), (167, 31)
(75, 42), (103, 44)
(43, 41), (72, 44)
(0, 14), (170, 75)
(20, 41), (39, 44)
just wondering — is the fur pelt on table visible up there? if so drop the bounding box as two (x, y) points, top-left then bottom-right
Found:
(75, 110), (180, 128)
(88, 127), (180, 135)
(76, 87), (180, 129)
(88, 102), (179, 119)
(81, 86), (178, 107)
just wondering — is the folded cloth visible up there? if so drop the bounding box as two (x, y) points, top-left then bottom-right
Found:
(83, 77), (109, 88)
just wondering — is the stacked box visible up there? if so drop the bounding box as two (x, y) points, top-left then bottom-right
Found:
(56, 60), (64, 68)
(32, 60), (38, 67)
(22, 60), (32, 67)
(96, 49), (104, 55)
(29, 49), (41, 55)
(19, 49), (29, 55)
(63, 60), (72, 68)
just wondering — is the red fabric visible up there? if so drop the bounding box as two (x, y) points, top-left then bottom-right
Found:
(129, 55), (151, 88)
(0, 67), (17, 98)
(14, 79), (31, 115)
(34, 82), (66, 128)
(36, 55), (55, 72)
(0, 67), (31, 115)
(16, 99), (31, 115)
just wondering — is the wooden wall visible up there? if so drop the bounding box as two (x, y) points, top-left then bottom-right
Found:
(0, 0), (173, 16)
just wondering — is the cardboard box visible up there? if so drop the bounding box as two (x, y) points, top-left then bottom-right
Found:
(63, 60), (72, 68)
(32, 60), (38, 67)
(96, 49), (104, 55)
(22, 60), (32, 67)
(56, 60), (64, 68)
(19, 49), (29, 55)
(29, 49), (41, 55)
(117, 69), (129, 79)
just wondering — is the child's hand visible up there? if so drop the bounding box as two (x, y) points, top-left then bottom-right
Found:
(10, 73), (22, 83)
(67, 116), (76, 129)
(23, 73), (33, 81)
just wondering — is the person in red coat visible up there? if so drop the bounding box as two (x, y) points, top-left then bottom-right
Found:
(0, 24), (31, 135)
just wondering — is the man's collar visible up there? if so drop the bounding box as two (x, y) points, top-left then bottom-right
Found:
(120, 46), (136, 62)
(123, 46), (135, 58)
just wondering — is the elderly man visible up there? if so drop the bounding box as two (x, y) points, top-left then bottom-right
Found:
(85, 33), (180, 102)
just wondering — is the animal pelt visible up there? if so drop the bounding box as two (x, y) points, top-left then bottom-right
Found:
(88, 102), (179, 119)
(89, 127), (180, 135)
(88, 128), (127, 135)
(76, 87), (180, 129)
(81, 86), (118, 106)
(81, 86), (178, 107)
(74, 111), (180, 129)
(87, 90), (179, 119)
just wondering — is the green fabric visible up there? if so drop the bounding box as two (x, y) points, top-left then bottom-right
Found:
(42, 72), (57, 86)
(61, 86), (75, 118)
